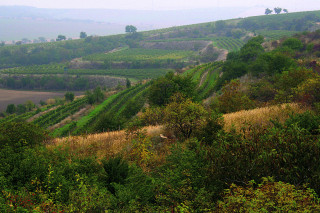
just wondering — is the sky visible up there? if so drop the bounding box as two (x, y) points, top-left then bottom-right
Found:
(0, 0), (318, 11)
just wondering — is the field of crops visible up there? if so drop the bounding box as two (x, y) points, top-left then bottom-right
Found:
(256, 30), (299, 40)
(0, 105), (53, 125)
(1, 64), (171, 80)
(196, 62), (223, 99)
(210, 37), (245, 52)
(145, 37), (244, 52)
(83, 48), (194, 62)
(32, 97), (88, 129)
(53, 82), (150, 137)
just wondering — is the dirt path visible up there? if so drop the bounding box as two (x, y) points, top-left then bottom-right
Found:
(198, 71), (208, 87)
(217, 49), (228, 61)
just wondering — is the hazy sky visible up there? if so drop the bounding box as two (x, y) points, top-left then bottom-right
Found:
(0, 0), (318, 11)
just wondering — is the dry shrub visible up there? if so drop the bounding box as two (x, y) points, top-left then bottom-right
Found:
(46, 98), (55, 105)
(223, 103), (307, 135)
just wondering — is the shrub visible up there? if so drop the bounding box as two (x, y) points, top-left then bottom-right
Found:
(282, 37), (303, 50)
(0, 122), (48, 148)
(164, 94), (207, 139)
(284, 111), (320, 135)
(101, 156), (129, 194)
(216, 177), (320, 212)
(206, 121), (320, 197)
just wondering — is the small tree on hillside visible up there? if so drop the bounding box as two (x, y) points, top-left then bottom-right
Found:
(80, 31), (87, 39)
(6, 104), (16, 114)
(283, 9), (288, 13)
(164, 94), (207, 139)
(274, 7), (282, 14)
(56, 35), (66, 41)
(65, 92), (75, 102)
(125, 25), (137, 34)
(265, 8), (273, 15)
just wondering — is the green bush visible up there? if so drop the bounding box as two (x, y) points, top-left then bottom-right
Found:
(282, 37), (303, 50)
(0, 122), (48, 148)
(216, 177), (320, 212)
(206, 120), (320, 197)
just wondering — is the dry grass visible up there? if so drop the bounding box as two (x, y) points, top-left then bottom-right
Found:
(48, 125), (164, 160)
(223, 103), (307, 134)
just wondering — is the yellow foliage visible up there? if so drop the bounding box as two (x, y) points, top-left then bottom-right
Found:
(223, 103), (307, 134)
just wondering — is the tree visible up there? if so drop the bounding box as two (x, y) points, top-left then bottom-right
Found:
(86, 87), (105, 105)
(64, 92), (75, 102)
(164, 94), (207, 139)
(80, 31), (87, 39)
(56, 35), (66, 41)
(6, 104), (16, 114)
(125, 25), (137, 34)
(126, 78), (131, 88)
(274, 7), (282, 14)
(148, 72), (196, 106)
(265, 8), (273, 15)
(283, 9), (288, 13)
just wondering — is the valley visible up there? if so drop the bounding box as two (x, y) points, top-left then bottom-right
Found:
(1, 8), (320, 212)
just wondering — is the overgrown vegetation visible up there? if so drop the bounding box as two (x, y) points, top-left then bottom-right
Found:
(2, 10), (320, 212)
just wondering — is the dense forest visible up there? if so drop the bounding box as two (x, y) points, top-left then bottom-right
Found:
(1, 10), (320, 212)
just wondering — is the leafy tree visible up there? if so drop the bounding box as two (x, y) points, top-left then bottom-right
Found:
(164, 94), (207, 139)
(64, 92), (75, 102)
(214, 80), (255, 113)
(148, 72), (196, 106)
(125, 25), (137, 34)
(265, 8), (273, 15)
(274, 7), (282, 14)
(80, 32), (87, 39)
(56, 35), (66, 41)
(283, 8), (288, 13)
(86, 87), (105, 105)
(126, 78), (131, 88)
(25, 100), (35, 111)
(6, 104), (16, 114)
(16, 104), (27, 114)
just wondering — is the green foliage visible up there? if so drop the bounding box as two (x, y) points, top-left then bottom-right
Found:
(282, 37), (303, 50)
(164, 94), (208, 139)
(148, 72), (196, 106)
(216, 177), (320, 212)
(284, 111), (320, 135)
(125, 25), (137, 34)
(0, 122), (48, 148)
(214, 80), (255, 113)
(101, 156), (129, 194)
(80, 31), (87, 39)
(64, 91), (75, 102)
(6, 104), (16, 114)
(86, 87), (105, 105)
(155, 140), (214, 211)
(206, 118), (320, 198)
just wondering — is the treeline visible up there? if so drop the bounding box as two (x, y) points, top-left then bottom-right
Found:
(0, 75), (124, 91)
(0, 35), (127, 68)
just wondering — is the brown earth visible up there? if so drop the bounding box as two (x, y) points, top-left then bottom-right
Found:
(0, 89), (77, 111)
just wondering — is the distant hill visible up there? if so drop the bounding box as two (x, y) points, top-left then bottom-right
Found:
(0, 6), (256, 41)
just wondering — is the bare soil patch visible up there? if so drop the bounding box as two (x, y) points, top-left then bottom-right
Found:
(0, 89), (66, 111)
